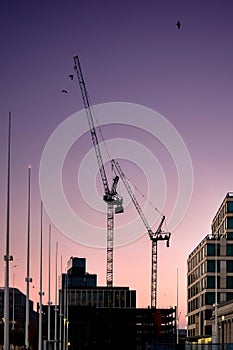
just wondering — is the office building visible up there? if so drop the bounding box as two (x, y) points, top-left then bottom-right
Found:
(59, 256), (136, 308)
(187, 192), (233, 341)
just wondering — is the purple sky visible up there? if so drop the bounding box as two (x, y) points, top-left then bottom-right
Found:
(1, 0), (233, 328)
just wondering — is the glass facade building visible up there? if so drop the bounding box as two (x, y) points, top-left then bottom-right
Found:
(187, 193), (233, 339)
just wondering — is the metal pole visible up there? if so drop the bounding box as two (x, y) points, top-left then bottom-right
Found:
(38, 202), (44, 350)
(4, 111), (13, 350)
(215, 236), (218, 343)
(176, 267), (179, 344)
(12, 273), (15, 331)
(48, 225), (51, 343)
(66, 285), (69, 350)
(59, 256), (63, 350)
(66, 321), (69, 350)
(11, 264), (18, 332)
(25, 165), (32, 349)
(63, 267), (67, 350)
(54, 242), (58, 350)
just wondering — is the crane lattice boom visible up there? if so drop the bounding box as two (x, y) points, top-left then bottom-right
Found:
(73, 56), (123, 288)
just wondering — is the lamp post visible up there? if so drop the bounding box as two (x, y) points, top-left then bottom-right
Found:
(12, 264), (18, 331)
(48, 225), (51, 344)
(4, 111), (13, 350)
(221, 315), (225, 346)
(25, 165), (32, 349)
(66, 283), (69, 350)
(66, 320), (69, 350)
(54, 242), (58, 350)
(213, 233), (219, 344)
(59, 256), (63, 350)
(63, 267), (67, 350)
(38, 202), (44, 350)
(176, 267), (179, 344)
(12, 273), (15, 331)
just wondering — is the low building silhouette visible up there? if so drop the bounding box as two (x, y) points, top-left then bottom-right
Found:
(0, 287), (37, 348)
(40, 256), (176, 349)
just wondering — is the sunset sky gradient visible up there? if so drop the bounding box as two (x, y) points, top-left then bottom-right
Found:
(1, 1), (233, 328)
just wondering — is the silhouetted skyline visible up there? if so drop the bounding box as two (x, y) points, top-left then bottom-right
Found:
(1, 1), (233, 329)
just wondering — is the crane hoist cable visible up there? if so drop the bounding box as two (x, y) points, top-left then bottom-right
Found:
(119, 167), (169, 231)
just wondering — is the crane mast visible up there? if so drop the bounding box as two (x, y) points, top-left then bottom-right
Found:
(112, 159), (171, 308)
(73, 56), (123, 288)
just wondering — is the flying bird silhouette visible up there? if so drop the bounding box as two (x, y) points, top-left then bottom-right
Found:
(69, 74), (74, 80)
(176, 21), (181, 29)
(62, 89), (68, 94)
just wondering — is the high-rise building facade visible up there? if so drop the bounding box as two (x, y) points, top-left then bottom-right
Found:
(187, 193), (233, 340)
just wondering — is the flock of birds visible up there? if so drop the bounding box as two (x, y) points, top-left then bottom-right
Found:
(61, 20), (181, 94)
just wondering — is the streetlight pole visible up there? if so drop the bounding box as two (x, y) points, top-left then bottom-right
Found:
(4, 111), (13, 350)
(11, 264), (18, 332)
(48, 225), (51, 344)
(213, 234), (219, 344)
(63, 267), (67, 350)
(38, 202), (44, 350)
(12, 272), (15, 331)
(66, 287), (69, 350)
(59, 256), (63, 350)
(54, 242), (58, 350)
(25, 165), (32, 349)
(176, 267), (179, 344)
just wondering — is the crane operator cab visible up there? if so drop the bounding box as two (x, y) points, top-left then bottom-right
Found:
(114, 196), (124, 214)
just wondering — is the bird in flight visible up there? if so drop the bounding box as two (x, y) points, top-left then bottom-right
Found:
(62, 89), (68, 94)
(69, 74), (74, 80)
(176, 21), (181, 29)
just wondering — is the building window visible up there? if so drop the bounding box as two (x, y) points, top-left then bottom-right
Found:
(93, 291), (97, 306)
(77, 291), (81, 305)
(205, 292), (215, 305)
(205, 309), (213, 320)
(227, 232), (233, 240)
(114, 291), (119, 307)
(226, 276), (233, 288)
(205, 325), (212, 336)
(226, 292), (233, 301)
(227, 201), (233, 213)
(207, 260), (220, 272)
(206, 276), (220, 289)
(227, 260), (233, 272)
(120, 291), (126, 307)
(227, 244), (233, 256)
(87, 291), (92, 305)
(207, 243), (220, 256)
(207, 276), (215, 288)
(98, 291), (103, 307)
(227, 218), (233, 229)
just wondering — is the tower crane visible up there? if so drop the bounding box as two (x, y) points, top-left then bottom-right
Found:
(111, 159), (171, 308)
(73, 56), (123, 288)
